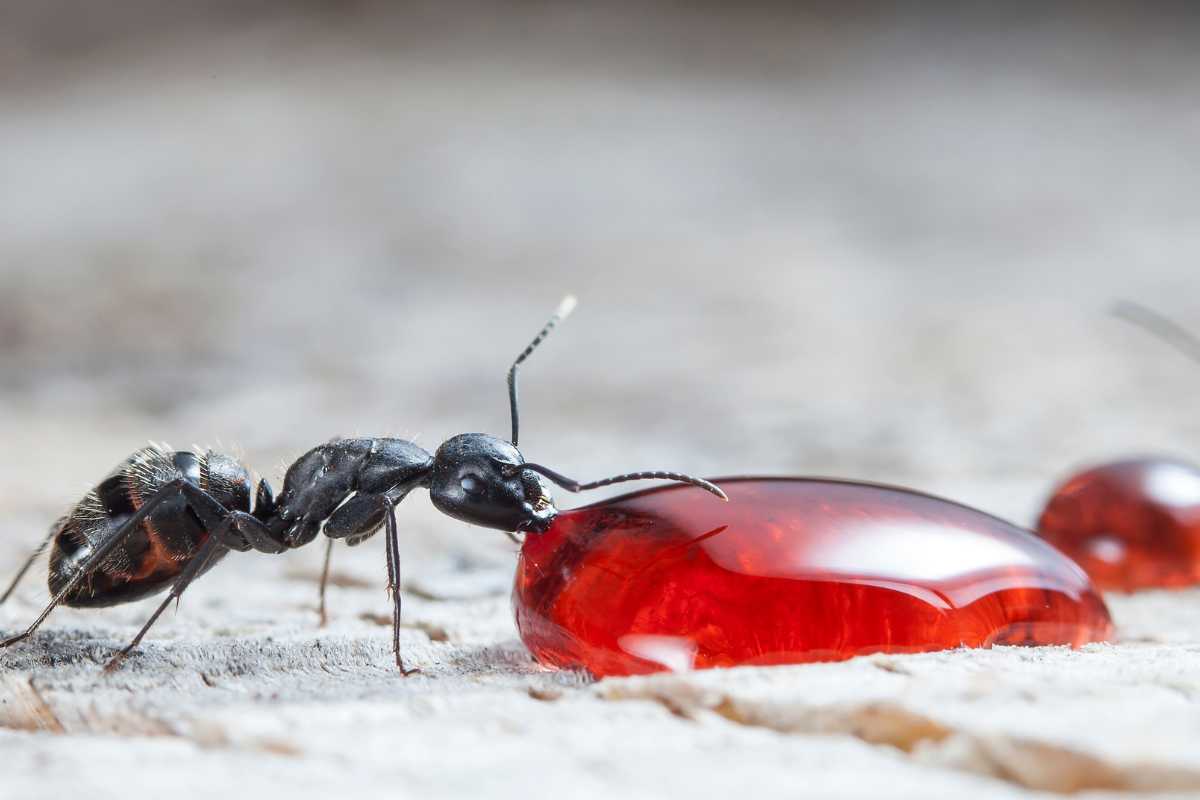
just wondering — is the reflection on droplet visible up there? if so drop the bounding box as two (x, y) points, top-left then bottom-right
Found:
(1086, 535), (1126, 566)
(617, 634), (697, 673)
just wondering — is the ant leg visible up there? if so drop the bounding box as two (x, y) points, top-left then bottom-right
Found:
(0, 523), (60, 606)
(324, 491), (418, 665)
(175, 483), (286, 555)
(103, 536), (226, 673)
(0, 479), (189, 649)
(382, 499), (418, 676)
(318, 539), (334, 627)
(325, 494), (386, 542)
(321, 492), (393, 627)
(103, 487), (291, 671)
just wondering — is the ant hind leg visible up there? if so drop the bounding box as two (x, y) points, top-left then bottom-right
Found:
(0, 479), (189, 649)
(103, 536), (227, 673)
(0, 522), (61, 606)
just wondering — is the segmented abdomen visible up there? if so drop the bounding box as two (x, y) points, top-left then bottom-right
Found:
(48, 446), (252, 608)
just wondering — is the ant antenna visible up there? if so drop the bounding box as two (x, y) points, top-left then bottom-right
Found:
(1112, 301), (1200, 366)
(508, 295), (577, 446)
(520, 462), (728, 501)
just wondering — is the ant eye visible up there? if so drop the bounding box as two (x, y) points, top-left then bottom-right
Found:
(460, 474), (484, 496)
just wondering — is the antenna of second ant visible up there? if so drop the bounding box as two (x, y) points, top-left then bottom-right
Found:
(508, 295), (578, 447)
(1112, 300), (1200, 366)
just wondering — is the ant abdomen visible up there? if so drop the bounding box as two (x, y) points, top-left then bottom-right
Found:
(48, 447), (256, 608)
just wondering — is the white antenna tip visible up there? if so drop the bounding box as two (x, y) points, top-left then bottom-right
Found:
(556, 295), (578, 320)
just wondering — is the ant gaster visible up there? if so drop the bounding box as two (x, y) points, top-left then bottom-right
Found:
(0, 297), (725, 674)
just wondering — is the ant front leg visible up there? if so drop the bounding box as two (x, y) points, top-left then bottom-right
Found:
(382, 499), (418, 676)
(323, 490), (420, 675)
(272, 438), (431, 666)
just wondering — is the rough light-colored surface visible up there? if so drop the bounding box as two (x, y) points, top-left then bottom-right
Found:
(3, 4), (1200, 798)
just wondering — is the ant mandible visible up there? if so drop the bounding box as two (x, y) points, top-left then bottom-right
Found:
(0, 297), (725, 674)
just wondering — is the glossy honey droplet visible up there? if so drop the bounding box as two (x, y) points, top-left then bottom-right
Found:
(514, 478), (1112, 677)
(1039, 458), (1200, 591)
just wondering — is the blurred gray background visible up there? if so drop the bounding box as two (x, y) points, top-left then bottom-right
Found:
(3, 4), (1200, 795)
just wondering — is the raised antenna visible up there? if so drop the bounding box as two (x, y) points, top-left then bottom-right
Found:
(508, 295), (577, 446)
(520, 462), (729, 501)
(1112, 301), (1200, 366)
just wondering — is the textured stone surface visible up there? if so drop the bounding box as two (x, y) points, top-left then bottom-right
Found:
(2, 4), (1200, 798)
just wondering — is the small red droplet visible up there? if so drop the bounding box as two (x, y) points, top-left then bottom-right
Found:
(514, 478), (1112, 677)
(1039, 458), (1200, 591)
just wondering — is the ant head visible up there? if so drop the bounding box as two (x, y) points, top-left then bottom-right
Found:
(428, 433), (557, 533)
(426, 296), (725, 536)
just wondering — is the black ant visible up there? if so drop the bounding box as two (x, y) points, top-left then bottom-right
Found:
(0, 297), (725, 674)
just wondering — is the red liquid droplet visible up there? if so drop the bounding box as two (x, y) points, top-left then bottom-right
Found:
(1039, 458), (1200, 591)
(514, 478), (1112, 677)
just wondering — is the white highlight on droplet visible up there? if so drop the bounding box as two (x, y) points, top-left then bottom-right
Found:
(1143, 462), (1200, 507)
(617, 634), (697, 673)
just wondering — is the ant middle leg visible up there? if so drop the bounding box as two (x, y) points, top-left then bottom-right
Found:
(102, 488), (289, 670)
(318, 539), (335, 627)
(175, 483), (286, 555)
